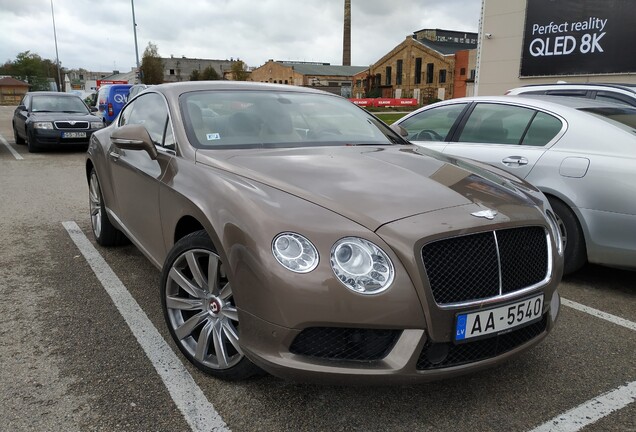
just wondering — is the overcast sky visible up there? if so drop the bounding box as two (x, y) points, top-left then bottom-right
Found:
(0, 0), (481, 73)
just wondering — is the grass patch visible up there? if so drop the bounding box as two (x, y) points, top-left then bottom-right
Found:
(374, 112), (409, 125)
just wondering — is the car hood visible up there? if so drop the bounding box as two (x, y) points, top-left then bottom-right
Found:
(28, 112), (101, 122)
(196, 145), (540, 231)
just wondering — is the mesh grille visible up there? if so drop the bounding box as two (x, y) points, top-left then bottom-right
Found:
(498, 227), (548, 294)
(290, 328), (401, 361)
(54, 121), (89, 129)
(422, 227), (548, 305)
(416, 314), (547, 370)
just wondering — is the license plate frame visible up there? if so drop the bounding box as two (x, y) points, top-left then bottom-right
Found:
(61, 131), (87, 138)
(454, 294), (544, 344)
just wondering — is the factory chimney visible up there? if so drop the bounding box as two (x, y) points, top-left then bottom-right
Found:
(343, 0), (351, 66)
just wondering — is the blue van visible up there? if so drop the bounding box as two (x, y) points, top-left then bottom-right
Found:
(96, 84), (132, 124)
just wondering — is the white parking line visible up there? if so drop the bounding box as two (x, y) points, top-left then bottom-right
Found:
(529, 381), (636, 432)
(62, 221), (230, 432)
(562, 298), (636, 331)
(0, 133), (24, 160)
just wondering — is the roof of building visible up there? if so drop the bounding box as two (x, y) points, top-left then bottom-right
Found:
(416, 38), (477, 56)
(280, 62), (368, 77)
(102, 70), (136, 83)
(0, 77), (29, 87)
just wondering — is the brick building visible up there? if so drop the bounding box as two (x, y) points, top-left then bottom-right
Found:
(250, 60), (367, 96)
(353, 29), (477, 102)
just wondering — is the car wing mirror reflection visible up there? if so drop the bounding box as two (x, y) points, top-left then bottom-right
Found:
(390, 123), (409, 138)
(110, 124), (158, 160)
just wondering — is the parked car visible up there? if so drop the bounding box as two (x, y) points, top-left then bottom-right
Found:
(393, 95), (636, 274)
(95, 84), (132, 125)
(128, 83), (151, 99)
(12, 91), (104, 153)
(87, 82), (562, 384)
(506, 83), (636, 108)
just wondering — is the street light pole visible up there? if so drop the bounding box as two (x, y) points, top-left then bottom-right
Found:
(50, 0), (62, 91)
(131, 0), (141, 83)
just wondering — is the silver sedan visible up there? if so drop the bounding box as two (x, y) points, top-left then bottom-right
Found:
(393, 95), (636, 274)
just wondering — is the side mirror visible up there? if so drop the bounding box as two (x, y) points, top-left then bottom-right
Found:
(390, 123), (409, 138)
(110, 124), (158, 160)
(17, 104), (27, 111)
(90, 106), (98, 113)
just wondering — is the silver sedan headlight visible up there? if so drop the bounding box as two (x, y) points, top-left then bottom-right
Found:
(272, 232), (319, 273)
(33, 122), (54, 129)
(331, 237), (395, 294)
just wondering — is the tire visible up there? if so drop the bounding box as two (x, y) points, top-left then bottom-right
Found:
(89, 169), (128, 246)
(160, 230), (261, 380)
(548, 197), (586, 275)
(13, 124), (25, 145)
(26, 130), (40, 153)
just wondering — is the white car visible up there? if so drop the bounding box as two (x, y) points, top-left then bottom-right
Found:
(393, 95), (636, 274)
(505, 83), (636, 108)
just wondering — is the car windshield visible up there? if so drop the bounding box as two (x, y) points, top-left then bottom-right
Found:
(579, 107), (636, 133)
(180, 90), (404, 148)
(31, 95), (89, 113)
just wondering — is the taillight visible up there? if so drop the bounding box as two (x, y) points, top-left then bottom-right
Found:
(108, 103), (113, 116)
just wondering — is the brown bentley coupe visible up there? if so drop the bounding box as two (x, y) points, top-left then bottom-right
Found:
(86, 82), (563, 383)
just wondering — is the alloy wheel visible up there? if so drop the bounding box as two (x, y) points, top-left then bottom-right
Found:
(89, 172), (102, 239)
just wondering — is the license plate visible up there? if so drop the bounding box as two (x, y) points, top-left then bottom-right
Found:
(62, 132), (86, 138)
(455, 294), (544, 343)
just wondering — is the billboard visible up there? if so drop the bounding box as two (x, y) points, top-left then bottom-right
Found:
(520, 0), (636, 77)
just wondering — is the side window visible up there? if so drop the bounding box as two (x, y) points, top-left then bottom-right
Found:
(457, 103), (535, 145)
(399, 104), (467, 141)
(127, 93), (169, 147)
(521, 112), (563, 146)
(594, 91), (636, 108)
(118, 100), (135, 126)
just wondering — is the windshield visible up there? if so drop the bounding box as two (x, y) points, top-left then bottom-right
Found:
(579, 107), (636, 133)
(179, 90), (405, 149)
(31, 95), (89, 113)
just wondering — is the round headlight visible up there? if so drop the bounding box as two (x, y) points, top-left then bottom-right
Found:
(545, 209), (564, 256)
(272, 232), (319, 273)
(331, 237), (394, 294)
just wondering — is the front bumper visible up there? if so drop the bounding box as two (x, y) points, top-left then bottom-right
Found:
(30, 128), (98, 147)
(239, 290), (560, 385)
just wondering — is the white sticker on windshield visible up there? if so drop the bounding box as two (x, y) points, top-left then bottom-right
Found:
(206, 133), (221, 140)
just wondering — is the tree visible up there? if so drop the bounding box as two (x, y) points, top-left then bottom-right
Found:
(231, 60), (249, 81)
(4, 51), (57, 91)
(200, 65), (220, 80)
(189, 69), (201, 81)
(140, 42), (163, 84)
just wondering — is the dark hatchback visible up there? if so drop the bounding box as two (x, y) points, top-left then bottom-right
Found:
(13, 92), (104, 152)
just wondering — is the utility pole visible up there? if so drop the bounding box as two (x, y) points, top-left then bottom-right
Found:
(343, 0), (351, 66)
(50, 0), (62, 91)
(131, 0), (141, 83)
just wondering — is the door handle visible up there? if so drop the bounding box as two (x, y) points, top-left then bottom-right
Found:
(502, 156), (528, 166)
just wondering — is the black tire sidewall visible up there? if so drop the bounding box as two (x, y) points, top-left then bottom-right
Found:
(548, 197), (586, 274)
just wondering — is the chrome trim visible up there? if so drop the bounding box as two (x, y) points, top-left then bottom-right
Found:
(54, 120), (89, 130)
(436, 228), (553, 310)
(493, 231), (503, 296)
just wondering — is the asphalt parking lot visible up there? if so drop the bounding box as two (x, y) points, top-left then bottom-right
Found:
(0, 105), (634, 432)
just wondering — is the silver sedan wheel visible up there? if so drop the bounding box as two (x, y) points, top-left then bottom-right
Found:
(89, 172), (102, 239)
(164, 249), (243, 370)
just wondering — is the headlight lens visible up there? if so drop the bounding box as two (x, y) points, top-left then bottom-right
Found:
(90, 121), (104, 129)
(33, 122), (54, 129)
(272, 232), (319, 273)
(331, 237), (394, 294)
(545, 209), (564, 256)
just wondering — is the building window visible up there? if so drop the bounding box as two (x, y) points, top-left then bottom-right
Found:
(470, 69), (476, 80)
(385, 66), (392, 86)
(439, 69), (447, 84)
(169, 69), (175, 75)
(79, 74), (84, 80)
(396, 60), (403, 85)
(426, 63), (434, 84)
(414, 58), (422, 84)
(460, 68), (466, 76)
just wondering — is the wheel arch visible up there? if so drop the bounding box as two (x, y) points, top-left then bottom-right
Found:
(174, 215), (206, 245)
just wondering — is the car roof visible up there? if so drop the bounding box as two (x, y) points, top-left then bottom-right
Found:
(26, 91), (82, 97)
(438, 95), (632, 110)
(150, 80), (338, 98)
(513, 82), (636, 93)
